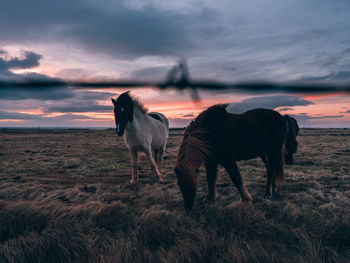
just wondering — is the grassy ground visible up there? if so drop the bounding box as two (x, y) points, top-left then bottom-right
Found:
(0, 128), (350, 263)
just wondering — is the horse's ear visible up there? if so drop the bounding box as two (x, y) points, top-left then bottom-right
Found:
(111, 98), (117, 105)
(121, 91), (130, 96)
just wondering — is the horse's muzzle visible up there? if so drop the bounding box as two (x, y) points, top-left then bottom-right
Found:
(180, 185), (196, 211)
(116, 123), (124, 136)
(116, 129), (124, 136)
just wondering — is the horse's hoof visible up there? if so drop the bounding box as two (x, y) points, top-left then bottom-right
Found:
(264, 193), (272, 199)
(129, 178), (137, 184)
(242, 196), (253, 202)
(203, 196), (215, 204)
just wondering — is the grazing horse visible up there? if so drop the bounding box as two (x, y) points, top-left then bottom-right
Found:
(111, 91), (169, 183)
(284, 115), (299, 165)
(174, 104), (287, 210)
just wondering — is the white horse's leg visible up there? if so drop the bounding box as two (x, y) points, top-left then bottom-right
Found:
(144, 147), (164, 182)
(158, 145), (165, 173)
(153, 148), (159, 165)
(130, 149), (139, 184)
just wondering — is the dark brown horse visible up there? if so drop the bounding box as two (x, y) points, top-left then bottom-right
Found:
(284, 115), (299, 165)
(174, 105), (287, 210)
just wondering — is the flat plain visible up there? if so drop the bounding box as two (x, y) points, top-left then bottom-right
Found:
(0, 128), (350, 263)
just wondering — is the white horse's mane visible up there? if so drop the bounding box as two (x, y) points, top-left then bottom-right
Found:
(130, 95), (148, 114)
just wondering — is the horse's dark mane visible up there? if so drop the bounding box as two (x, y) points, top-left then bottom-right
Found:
(176, 114), (213, 172)
(131, 96), (148, 114)
(120, 91), (148, 113)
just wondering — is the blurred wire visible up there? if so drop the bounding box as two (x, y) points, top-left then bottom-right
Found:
(1, 61), (349, 101)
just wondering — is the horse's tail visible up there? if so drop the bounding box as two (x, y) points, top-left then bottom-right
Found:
(163, 116), (169, 130)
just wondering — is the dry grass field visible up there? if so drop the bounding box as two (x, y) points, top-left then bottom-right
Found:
(0, 128), (350, 263)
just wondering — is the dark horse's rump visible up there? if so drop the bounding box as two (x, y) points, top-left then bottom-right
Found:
(284, 115), (299, 164)
(175, 105), (287, 210)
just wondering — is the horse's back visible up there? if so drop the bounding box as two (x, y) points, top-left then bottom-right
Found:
(241, 108), (287, 147)
(244, 108), (286, 136)
(148, 112), (169, 130)
(187, 105), (286, 160)
(146, 112), (169, 148)
(196, 105), (286, 139)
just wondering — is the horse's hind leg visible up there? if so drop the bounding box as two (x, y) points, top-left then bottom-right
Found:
(222, 161), (252, 202)
(144, 146), (164, 183)
(158, 146), (165, 173)
(205, 161), (218, 203)
(153, 148), (159, 164)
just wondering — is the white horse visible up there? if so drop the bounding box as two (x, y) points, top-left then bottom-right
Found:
(111, 91), (169, 184)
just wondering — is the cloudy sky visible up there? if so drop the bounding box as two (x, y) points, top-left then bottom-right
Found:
(0, 0), (350, 127)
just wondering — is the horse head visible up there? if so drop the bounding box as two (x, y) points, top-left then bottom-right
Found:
(174, 165), (198, 211)
(111, 91), (134, 136)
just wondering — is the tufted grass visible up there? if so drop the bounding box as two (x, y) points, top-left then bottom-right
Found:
(0, 128), (349, 262)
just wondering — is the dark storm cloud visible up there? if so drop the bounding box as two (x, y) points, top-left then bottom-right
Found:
(0, 111), (43, 120)
(226, 95), (313, 113)
(74, 6), (197, 57)
(0, 0), (349, 82)
(0, 50), (42, 72)
(0, 0), (219, 58)
(131, 66), (171, 80)
(0, 51), (42, 71)
(77, 91), (115, 101)
(278, 107), (294, 112)
(0, 49), (75, 100)
(0, 50), (115, 110)
(0, 70), (75, 101)
(44, 90), (115, 113)
(298, 71), (350, 82)
(0, 86), (74, 100)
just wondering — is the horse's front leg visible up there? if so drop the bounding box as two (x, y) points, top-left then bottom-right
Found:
(222, 161), (252, 202)
(204, 161), (218, 203)
(265, 162), (276, 197)
(144, 147), (164, 183)
(130, 149), (139, 184)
